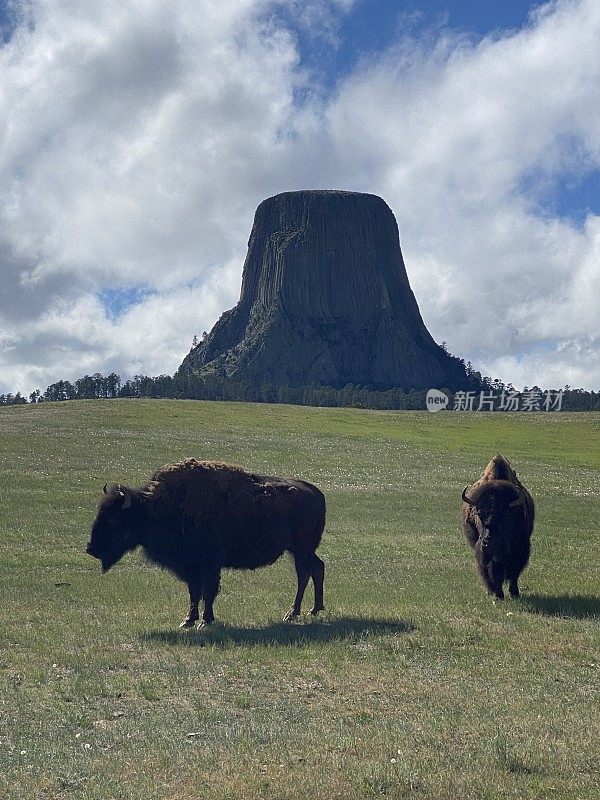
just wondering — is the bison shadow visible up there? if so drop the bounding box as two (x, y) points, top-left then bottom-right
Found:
(522, 594), (600, 619)
(142, 616), (414, 648)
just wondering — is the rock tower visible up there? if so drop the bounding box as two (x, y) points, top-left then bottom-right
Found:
(178, 190), (469, 390)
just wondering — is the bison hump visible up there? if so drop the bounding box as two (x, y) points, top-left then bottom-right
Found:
(147, 459), (304, 523)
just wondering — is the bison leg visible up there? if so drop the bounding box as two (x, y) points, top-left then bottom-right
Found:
(487, 560), (505, 600)
(180, 582), (202, 628)
(477, 558), (505, 600)
(284, 553), (310, 621)
(507, 573), (520, 598)
(201, 569), (221, 626)
(308, 553), (325, 616)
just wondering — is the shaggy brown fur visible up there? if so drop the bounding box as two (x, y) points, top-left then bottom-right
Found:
(87, 458), (326, 626)
(480, 454), (518, 483)
(145, 459), (301, 523)
(461, 455), (535, 600)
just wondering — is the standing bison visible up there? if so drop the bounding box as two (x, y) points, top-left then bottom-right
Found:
(87, 458), (326, 626)
(461, 454), (535, 600)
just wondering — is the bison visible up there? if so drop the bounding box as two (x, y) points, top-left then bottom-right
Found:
(461, 454), (535, 600)
(86, 458), (326, 626)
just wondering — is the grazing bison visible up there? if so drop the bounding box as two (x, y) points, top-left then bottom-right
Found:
(86, 458), (326, 626)
(461, 454), (535, 600)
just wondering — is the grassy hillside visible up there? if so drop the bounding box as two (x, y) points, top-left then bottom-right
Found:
(0, 400), (599, 799)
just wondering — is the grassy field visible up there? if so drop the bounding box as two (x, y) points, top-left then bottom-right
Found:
(0, 399), (599, 800)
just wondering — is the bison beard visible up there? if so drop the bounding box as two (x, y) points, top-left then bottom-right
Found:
(87, 459), (326, 626)
(461, 455), (535, 600)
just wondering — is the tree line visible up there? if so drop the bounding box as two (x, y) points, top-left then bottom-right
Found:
(1, 371), (599, 411)
(2, 372), (123, 404)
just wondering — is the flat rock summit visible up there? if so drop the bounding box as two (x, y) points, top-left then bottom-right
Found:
(178, 190), (470, 390)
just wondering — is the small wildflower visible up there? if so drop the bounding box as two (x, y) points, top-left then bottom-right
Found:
(83, 743), (91, 750)
(390, 758), (397, 764)
(20, 750), (27, 755)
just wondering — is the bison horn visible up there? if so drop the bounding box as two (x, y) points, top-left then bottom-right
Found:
(103, 483), (109, 494)
(462, 486), (475, 506)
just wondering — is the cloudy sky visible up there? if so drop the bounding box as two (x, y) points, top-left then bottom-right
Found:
(1, 0), (599, 394)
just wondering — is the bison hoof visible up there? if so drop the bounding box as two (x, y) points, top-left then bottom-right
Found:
(179, 618), (197, 629)
(283, 608), (299, 622)
(310, 605), (324, 616)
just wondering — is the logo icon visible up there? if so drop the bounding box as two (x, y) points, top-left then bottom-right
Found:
(426, 389), (449, 412)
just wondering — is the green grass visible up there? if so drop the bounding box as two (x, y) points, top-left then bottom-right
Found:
(0, 399), (599, 799)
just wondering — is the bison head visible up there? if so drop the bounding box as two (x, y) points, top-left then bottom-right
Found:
(462, 480), (524, 544)
(86, 484), (140, 572)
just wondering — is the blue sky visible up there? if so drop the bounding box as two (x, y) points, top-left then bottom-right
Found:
(295, 1), (537, 73)
(1, 0), (599, 392)
(288, 0), (599, 223)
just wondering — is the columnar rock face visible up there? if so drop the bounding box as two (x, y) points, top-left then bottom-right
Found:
(178, 190), (469, 390)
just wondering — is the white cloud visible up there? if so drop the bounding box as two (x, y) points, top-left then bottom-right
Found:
(1, 0), (600, 394)
(0, 258), (242, 394)
(1, 0), (303, 284)
(0, 0), (308, 392)
(318, 0), (600, 387)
